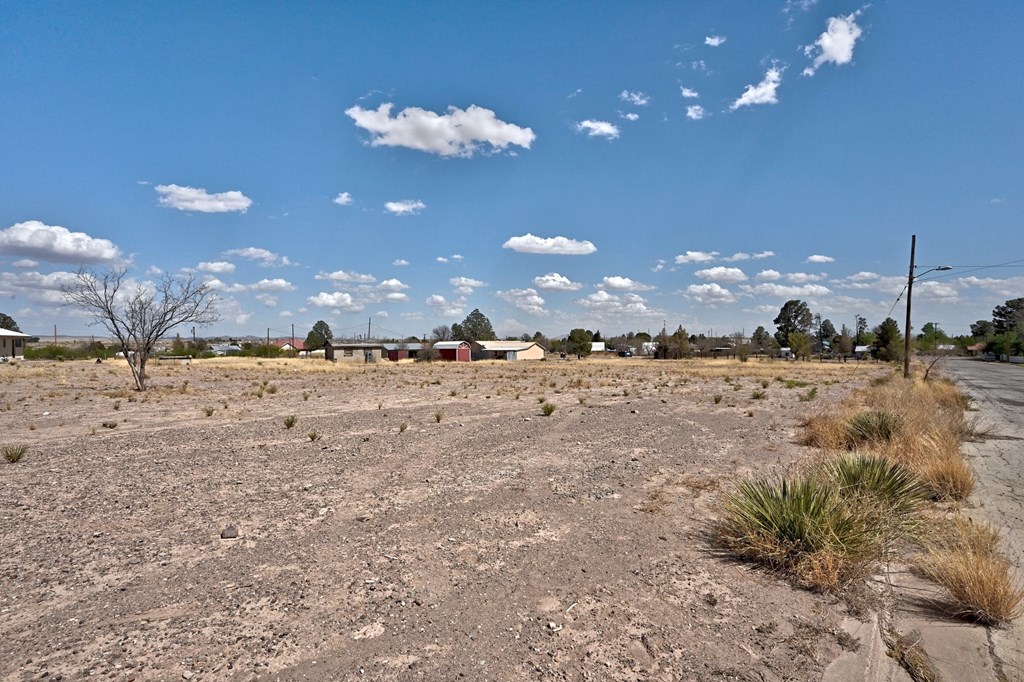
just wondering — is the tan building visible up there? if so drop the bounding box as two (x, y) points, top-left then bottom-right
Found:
(471, 340), (547, 361)
(0, 328), (30, 359)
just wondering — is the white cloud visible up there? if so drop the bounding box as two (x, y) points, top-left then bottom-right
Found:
(686, 105), (707, 121)
(694, 266), (748, 283)
(436, 256), (449, 263)
(496, 288), (548, 316)
(451, 254), (464, 261)
(333, 192), (354, 206)
(503, 233), (597, 255)
(425, 294), (465, 317)
(197, 261), (235, 274)
(392, 258), (409, 266)
(255, 294), (277, 308)
(385, 199), (425, 216)
(805, 254), (835, 263)
(250, 278), (295, 292)
(722, 252), (750, 262)
(680, 87), (700, 99)
(785, 0), (819, 12)
(0, 220), (122, 264)
(692, 60), (708, 72)
(686, 283), (736, 305)
(705, 35), (727, 47)
(740, 283), (832, 298)
(576, 290), (662, 318)
(316, 270), (376, 284)
(378, 278), (409, 292)
(345, 103), (535, 157)
(375, 310), (390, 318)
(803, 10), (865, 77)
(674, 250), (719, 264)
(619, 90), (650, 106)
(600, 275), (655, 291)
(576, 120), (620, 139)
(223, 247), (292, 267)
(12, 259), (38, 268)
(651, 259), (666, 272)
(155, 184), (252, 213)
(756, 269), (782, 281)
(784, 272), (825, 283)
(450, 276), (486, 294)
(753, 250), (775, 259)
(731, 65), (784, 110)
(957, 276), (1024, 298)
(847, 271), (880, 281)
(307, 291), (364, 310)
(621, 112), (640, 121)
(384, 292), (409, 302)
(533, 272), (583, 291)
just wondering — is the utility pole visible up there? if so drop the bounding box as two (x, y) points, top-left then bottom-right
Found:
(367, 317), (372, 340)
(903, 234), (916, 379)
(291, 323), (294, 348)
(54, 324), (57, 345)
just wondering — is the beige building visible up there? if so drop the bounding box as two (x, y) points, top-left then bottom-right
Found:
(0, 328), (30, 359)
(471, 340), (547, 361)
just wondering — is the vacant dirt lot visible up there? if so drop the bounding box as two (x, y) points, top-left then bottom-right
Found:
(0, 356), (884, 681)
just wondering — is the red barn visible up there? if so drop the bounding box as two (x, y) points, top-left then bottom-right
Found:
(433, 340), (471, 362)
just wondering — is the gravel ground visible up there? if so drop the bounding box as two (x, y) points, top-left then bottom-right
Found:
(0, 356), (881, 681)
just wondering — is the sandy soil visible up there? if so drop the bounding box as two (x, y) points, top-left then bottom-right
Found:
(0, 356), (885, 681)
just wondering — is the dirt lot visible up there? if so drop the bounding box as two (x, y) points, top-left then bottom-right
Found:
(0, 356), (885, 681)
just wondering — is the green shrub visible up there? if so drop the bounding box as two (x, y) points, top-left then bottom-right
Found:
(434, 411), (443, 423)
(798, 387), (818, 402)
(307, 430), (320, 442)
(847, 410), (902, 446)
(752, 389), (767, 400)
(3, 444), (27, 463)
(713, 394), (723, 404)
(541, 401), (556, 416)
(203, 406), (215, 417)
(283, 415), (297, 429)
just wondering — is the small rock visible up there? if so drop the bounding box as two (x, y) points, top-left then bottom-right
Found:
(220, 526), (238, 539)
(355, 515), (371, 523)
(182, 672), (194, 680)
(631, 409), (639, 414)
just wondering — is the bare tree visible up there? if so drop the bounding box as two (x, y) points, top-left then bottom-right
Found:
(60, 267), (219, 391)
(430, 324), (453, 342)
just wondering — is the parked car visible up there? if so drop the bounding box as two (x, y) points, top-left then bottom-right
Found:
(617, 350), (633, 357)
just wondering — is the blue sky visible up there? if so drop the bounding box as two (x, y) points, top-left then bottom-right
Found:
(1, 1), (1022, 340)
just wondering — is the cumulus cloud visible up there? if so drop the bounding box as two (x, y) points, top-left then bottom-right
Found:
(957, 276), (1024, 298)
(436, 257), (449, 263)
(254, 294), (277, 308)
(619, 90), (650, 106)
(686, 283), (736, 305)
(705, 35), (727, 47)
(651, 260), (666, 273)
(533, 272), (583, 291)
(333, 192), (354, 206)
(250, 278), (295, 292)
(674, 250), (719, 264)
(307, 291), (364, 310)
(503, 233), (597, 255)
(315, 270), (376, 284)
(686, 105), (707, 121)
(576, 120), (620, 139)
(694, 266), (748, 283)
(680, 87), (700, 98)
(392, 258), (409, 266)
(450, 276), (486, 294)
(805, 254), (835, 263)
(384, 292), (409, 302)
(621, 112), (640, 121)
(753, 250), (775, 259)
(785, 272), (825, 283)
(740, 283), (831, 298)
(731, 65), (784, 110)
(847, 271), (880, 281)
(197, 261), (235, 274)
(496, 288), (548, 316)
(345, 103), (535, 157)
(0, 220), (122, 264)
(803, 10), (865, 77)
(576, 290), (662, 318)
(155, 184), (252, 213)
(722, 252), (751, 262)
(425, 294), (465, 317)
(223, 247), (293, 267)
(600, 276), (655, 291)
(378, 278), (409, 292)
(756, 269), (782, 281)
(12, 259), (38, 268)
(385, 199), (425, 216)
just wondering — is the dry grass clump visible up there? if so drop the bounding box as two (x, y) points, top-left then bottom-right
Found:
(716, 455), (925, 592)
(3, 443), (28, 463)
(918, 517), (1024, 626)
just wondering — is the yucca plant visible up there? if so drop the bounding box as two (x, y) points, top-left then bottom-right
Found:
(847, 410), (902, 446)
(3, 443), (27, 463)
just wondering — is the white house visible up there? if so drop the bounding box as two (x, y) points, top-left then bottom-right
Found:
(0, 328), (30, 359)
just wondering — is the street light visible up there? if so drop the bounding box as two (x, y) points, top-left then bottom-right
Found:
(903, 234), (952, 378)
